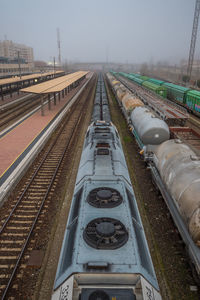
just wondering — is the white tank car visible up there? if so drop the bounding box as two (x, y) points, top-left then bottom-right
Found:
(122, 93), (144, 114)
(116, 87), (126, 101)
(130, 106), (170, 145)
(153, 139), (200, 245)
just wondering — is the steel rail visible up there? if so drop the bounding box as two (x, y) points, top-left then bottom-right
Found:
(0, 76), (95, 299)
(0, 97), (40, 129)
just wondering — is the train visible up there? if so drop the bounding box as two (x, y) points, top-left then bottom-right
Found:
(106, 72), (200, 276)
(52, 74), (162, 300)
(106, 72), (170, 153)
(116, 71), (200, 116)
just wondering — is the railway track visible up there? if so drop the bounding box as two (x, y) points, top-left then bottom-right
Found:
(0, 94), (40, 130)
(106, 79), (199, 299)
(0, 74), (96, 299)
(117, 75), (189, 126)
(186, 114), (200, 134)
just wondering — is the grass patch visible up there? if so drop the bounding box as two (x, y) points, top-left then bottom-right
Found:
(123, 135), (132, 143)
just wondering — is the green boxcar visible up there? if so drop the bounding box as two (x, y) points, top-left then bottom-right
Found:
(131, 77), (144, 85)
(118, 72), (128, 77)
(127, 74), (136, 80)
(130, 73), (141, 77)
(139, 76), (149, 81)
(185, 90), (200, 113)
(119, 72), (144, 85)
(148, 78), (165, 86)
(162, 82), (190, 104)
(142, 81), (167, 98)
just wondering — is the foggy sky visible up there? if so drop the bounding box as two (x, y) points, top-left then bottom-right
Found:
(0, 0), (198, 64)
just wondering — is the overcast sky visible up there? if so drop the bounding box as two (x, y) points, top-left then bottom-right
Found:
(0, 0), (198, 64)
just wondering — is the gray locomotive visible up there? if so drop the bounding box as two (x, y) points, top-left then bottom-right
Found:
(52, 74), (161, 300)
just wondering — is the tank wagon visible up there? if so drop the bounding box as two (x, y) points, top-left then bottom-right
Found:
(131, 107), (170, 147)
(107, 72), (200, 275)
(107, 72), (170, 152)
(119, 72), (200, 116)
(150, 140), (200, 274)
(52, 74), (161, 300)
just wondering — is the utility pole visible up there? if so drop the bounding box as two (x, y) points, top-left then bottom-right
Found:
(18, 51), (22, 79)
(53, 56), (55, 77)
(57, 28), (61, 66)
(187, 0), (200, 81)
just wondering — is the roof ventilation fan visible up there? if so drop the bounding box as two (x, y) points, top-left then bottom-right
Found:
(87, 188), (123, 208)
(83, 217), (128, 249)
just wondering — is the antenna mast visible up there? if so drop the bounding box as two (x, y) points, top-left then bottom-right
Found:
(57, 28), (61, 66)
(187, 0), (200, 79)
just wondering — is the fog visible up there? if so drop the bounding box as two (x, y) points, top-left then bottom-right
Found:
(0, 0), (198, 65)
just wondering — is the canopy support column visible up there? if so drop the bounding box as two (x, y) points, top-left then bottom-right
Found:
(10, 84), (12, 98)
(1, 87), (3, 101)
(17, 83), (19, 95)
(48, 94), (51, 110)
(41, 95), (44, 116)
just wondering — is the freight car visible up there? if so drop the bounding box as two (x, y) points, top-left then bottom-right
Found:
(148, 78), (165, 86)
(150, 140), (200, 275)
(107, 72), (170, 152)
(52, 74), (161, 300)
(162, 82), (190, 104)
(119, 73), (167, 98)
(107, 72), (200, 276)
(92, 73), (110, 123)
(142, 81), (167, 98)
(114, 72), (189, 126)
(119, 72), (200, 116)
(186, 90), (200, 114)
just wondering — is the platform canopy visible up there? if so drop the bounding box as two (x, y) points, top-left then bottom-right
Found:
(20, 71), (88, 94)
(0, 71), (64, 87)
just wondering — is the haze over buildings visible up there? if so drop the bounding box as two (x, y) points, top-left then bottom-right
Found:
(0, 0), (198, 66)
(0, 40), (34, 64)
(0, 40), (34, 76)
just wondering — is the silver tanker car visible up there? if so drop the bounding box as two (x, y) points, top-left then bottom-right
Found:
(106, 72), (170, 153)
(153, 139), (200, 244)
(130, 106), (170, 146)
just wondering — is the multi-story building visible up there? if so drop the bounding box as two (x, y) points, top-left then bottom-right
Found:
(0, 40), (34, 77)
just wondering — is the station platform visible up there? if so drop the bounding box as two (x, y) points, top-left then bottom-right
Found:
(0, 74), (92, 203)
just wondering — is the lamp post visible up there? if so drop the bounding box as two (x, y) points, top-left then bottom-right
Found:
(18, 51), (22, 79)
(53, 56), (55, 77)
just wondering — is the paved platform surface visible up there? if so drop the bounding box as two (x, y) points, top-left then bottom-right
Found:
(0, 77), (88, 180)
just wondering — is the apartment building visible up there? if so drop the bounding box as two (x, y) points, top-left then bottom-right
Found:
(0, 40), (34, 77)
